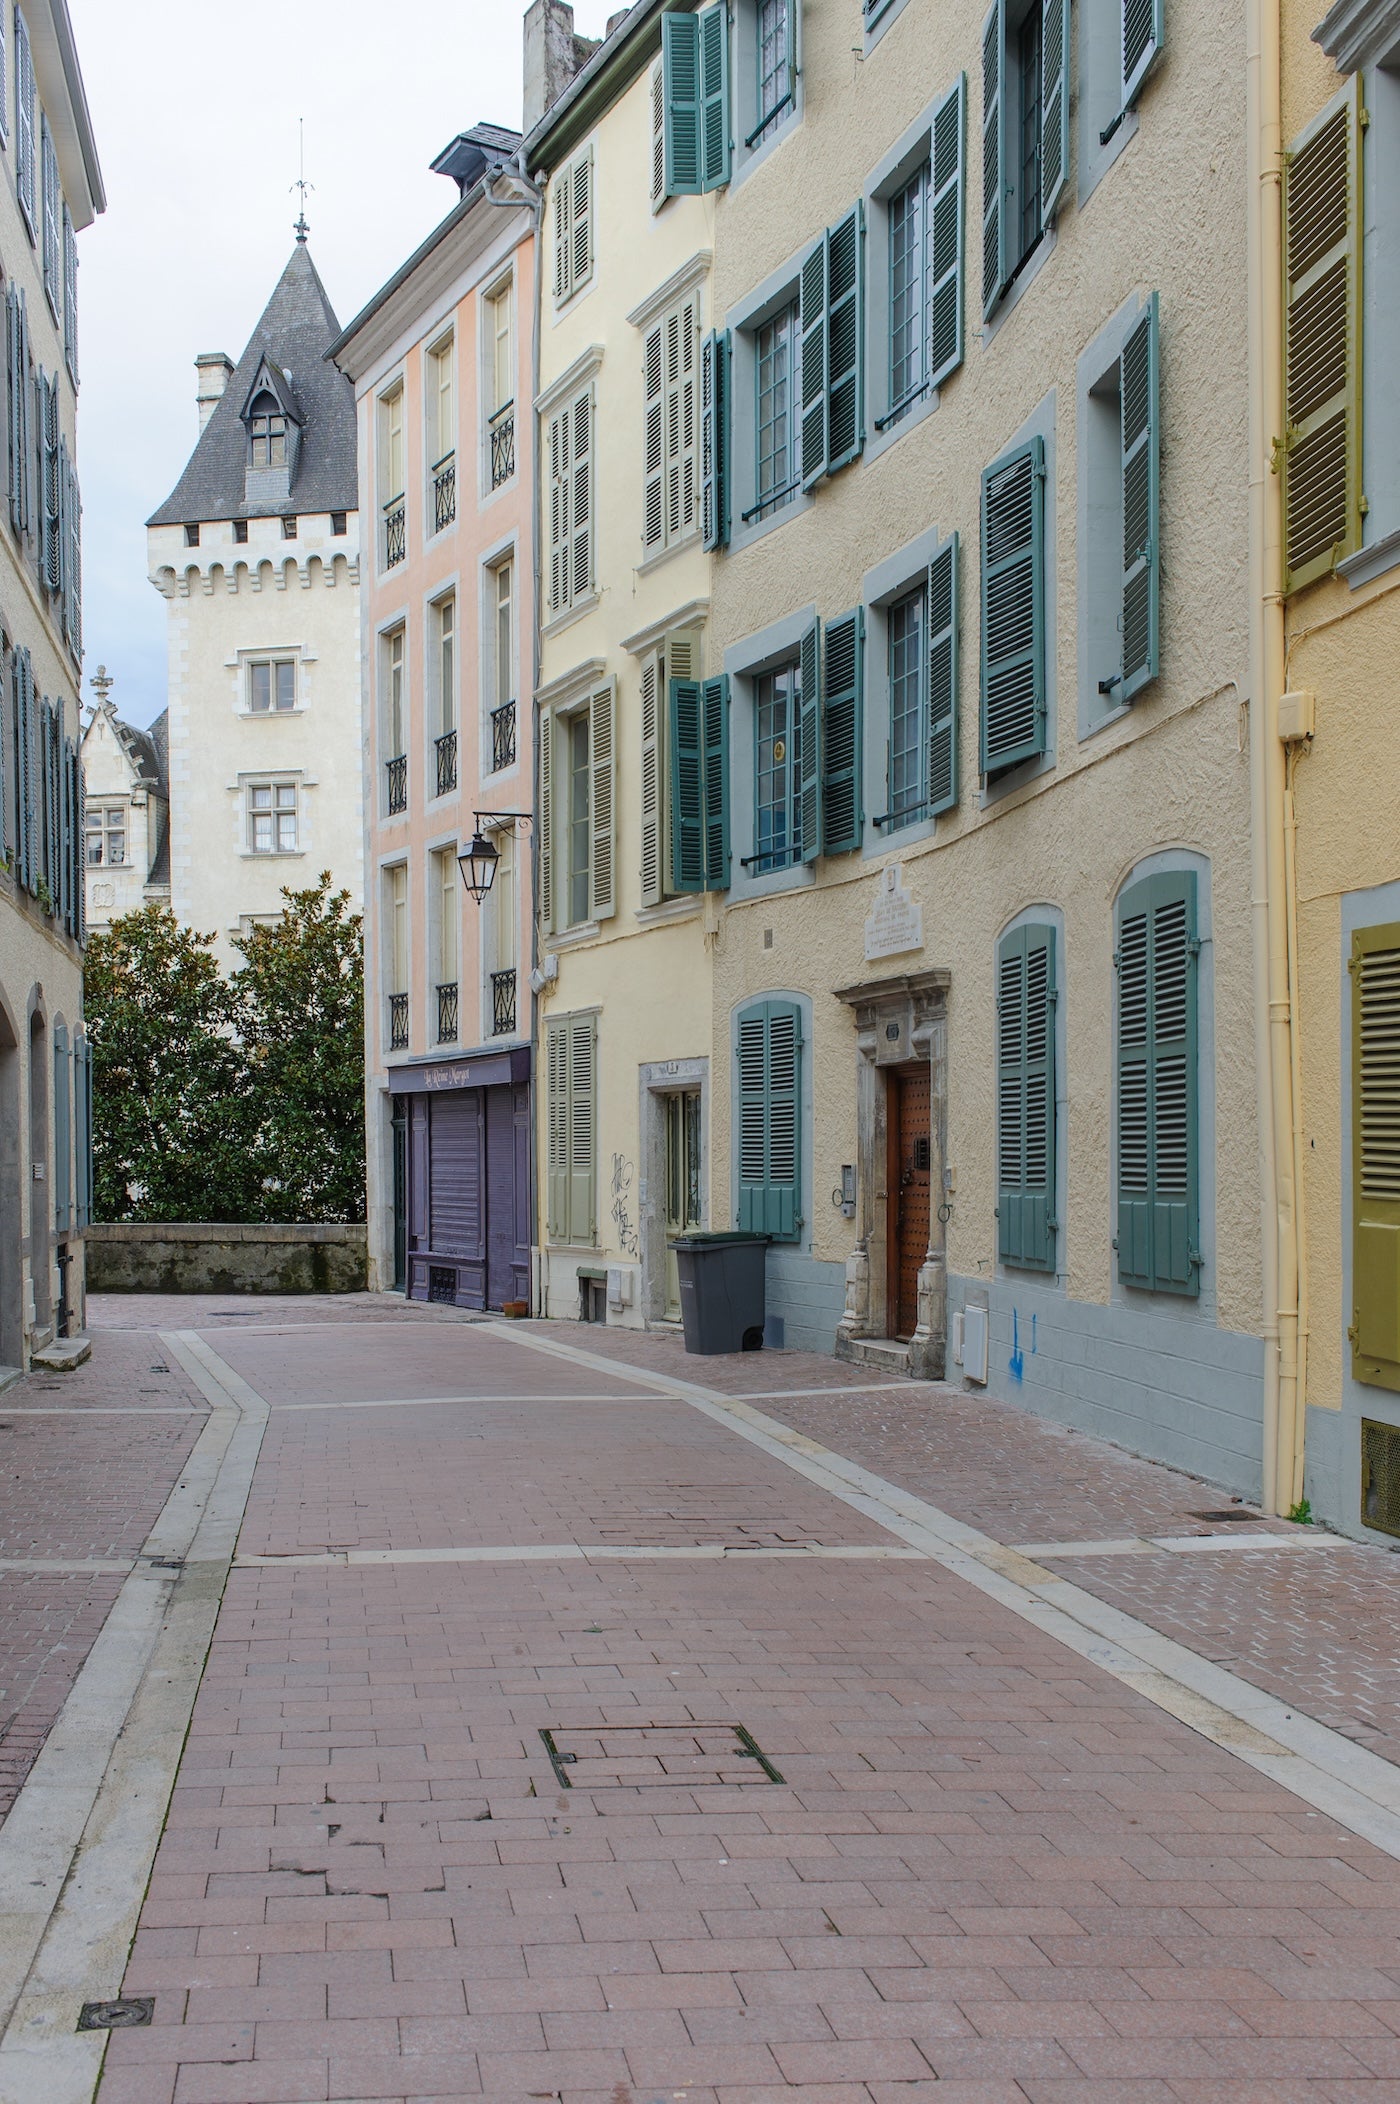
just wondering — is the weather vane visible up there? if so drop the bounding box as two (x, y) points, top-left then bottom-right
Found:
(291, 118), (313, 243)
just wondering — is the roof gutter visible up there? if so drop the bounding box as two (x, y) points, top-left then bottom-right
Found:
(326, 174), (494, 373)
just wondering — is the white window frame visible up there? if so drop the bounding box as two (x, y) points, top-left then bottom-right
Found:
(245, 655), (299, 716)
(245, 777), (300, 857)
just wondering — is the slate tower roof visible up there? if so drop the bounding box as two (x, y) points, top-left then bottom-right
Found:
(148, 244), (357, 527)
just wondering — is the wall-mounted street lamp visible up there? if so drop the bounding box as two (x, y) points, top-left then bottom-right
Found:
(457, 812), (531, 903)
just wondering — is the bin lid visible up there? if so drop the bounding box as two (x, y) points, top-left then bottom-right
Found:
(669, 1232), (771, 1250)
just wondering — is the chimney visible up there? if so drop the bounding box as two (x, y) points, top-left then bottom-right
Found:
(606, 8), (629, 32)
(195, 352), (234, 433)
(522, 0), (601, 132)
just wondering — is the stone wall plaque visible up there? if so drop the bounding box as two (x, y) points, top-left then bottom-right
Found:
(863, 863), (923, 962)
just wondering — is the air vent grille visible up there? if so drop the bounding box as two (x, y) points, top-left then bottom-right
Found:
(1361, 1418), (1400, 1538)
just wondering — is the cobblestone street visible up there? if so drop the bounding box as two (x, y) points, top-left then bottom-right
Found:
(7, 1298), (1400, 2102)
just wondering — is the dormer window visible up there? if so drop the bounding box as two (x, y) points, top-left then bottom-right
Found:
(249, 392), (287, 469)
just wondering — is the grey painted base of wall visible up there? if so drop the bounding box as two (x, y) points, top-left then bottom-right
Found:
(762, 1248), (848, 1355)
(947, 1273), (1266, 1499)
(86, 1223), (367, 1296)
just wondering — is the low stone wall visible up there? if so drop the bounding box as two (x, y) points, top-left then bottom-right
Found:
(85, 1223), (367, 1296)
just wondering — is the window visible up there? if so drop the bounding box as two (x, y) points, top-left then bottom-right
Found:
(486, 281), (515, 490)
(428, 333), (455, 530)
(85, 803), (125, 867)
(538, 682), (615, 933)
(386, 862), (409, 1048)
(40, 113), (59, 318)
(878, 79), (965, 431)
(1081, 295), (1160, 717)
(754, 302), (800, 521)
(331, 511), (347, 536)
(752, 661), (803, 873)
(248, 781), (297, 854)
(545, 1012), (597, 1244)
(798, 203), (865, 485)
(14, 7), (34, 239)
(980, 435), (1047, 777)
(233, 519), (249, 543)
(486, 826), (517, 1037)
(756, 0), (793, 139)
(433, 847), (458, 1043)
(736, 998), (802, 1238)
(1352, 922), (1400, 1391)
(249, 393), (287, 469)
(281, 515), (297, 540)
(1115, 870), (1200, 1296)
(997, 923), (1057, 1271)
(379, 383), (406, 566)
(552, 145), (593, 303)
(643, 295), (698, 555)
(661, 5), (730, 196)
(183, 522), (200, 548)
(383, 627), (407, 813)
(1282, 81), (1362, 592)
(981, 0), (1068, 317)
(249, 659), (296, 713)
(433, 596), (455, 737)
(489, 559), (516, 772)
(879, 540), (958, 828)
(546, 386), (593, 616)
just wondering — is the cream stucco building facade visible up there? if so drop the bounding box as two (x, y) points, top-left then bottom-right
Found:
(78, 671), (169, 932)
(146, 243), (362, 972)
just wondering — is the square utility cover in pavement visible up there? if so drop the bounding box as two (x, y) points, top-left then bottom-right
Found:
(539, 1721), (785, 1788)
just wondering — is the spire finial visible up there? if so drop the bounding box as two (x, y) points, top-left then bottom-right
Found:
(291, 118), (313, 243)
(90, 664), (114, 711)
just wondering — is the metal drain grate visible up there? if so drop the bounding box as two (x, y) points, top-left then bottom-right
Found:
(1191, 1509), (1260, 1523)
(427, 1265), (457, 1305)
(1362, 1419), (1400, 1538)
(77, 1998), (154, 2031)
(539, 1723), (784, 1789)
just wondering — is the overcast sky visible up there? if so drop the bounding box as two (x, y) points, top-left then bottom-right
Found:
(68, 0), (617, 732)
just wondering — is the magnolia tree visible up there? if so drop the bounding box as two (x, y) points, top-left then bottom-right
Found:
(83, 875), (365, 1224)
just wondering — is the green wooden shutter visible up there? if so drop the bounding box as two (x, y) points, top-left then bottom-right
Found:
(799, 234), (829, 488)
(75, 1036), (91, 1229)
(798, 620), (821, 864)
(929, 74), (966, 389)
(0, 648), (7, 872)
(641, 650), (664, 907)
(1282, 81), (1362, 593)
(53, 1021), (70, 1232)
(980, 436), (1046, 776)
(64, 453), (80, 657)
(1041, 0), (1069, 222)
(643, 321), (665, 552)
(669, 676), (705, 893)
(1351, 924), (1400, 1391)
(736, 1000), (802, 1239)
(1120, 0), (1164, 112)
(39, 370), (58, 594)
(701, 327), (730, 550)
(44, 696), (60, 910)
(996, 924), (1056, 1270)
(13, 649), (31, 893)
(1116, 872), (1200, 1295)
(589, 681), (615, 921)
(927, 534), (959, 816)
(546, 1017), (569, 1237)
(981, 1), (1005, 319)
(1120, 293), (1160, 702)
(537, 706), (554, 936)
(821, 607), (863, 856)
(826, 202), (864, 474)
(663, 11), (702, 195)
(568, 1013), (596, 1242)
(701, 673), (730, 889)
(699, 0), (730, 190)
(6, 286), (21, 530)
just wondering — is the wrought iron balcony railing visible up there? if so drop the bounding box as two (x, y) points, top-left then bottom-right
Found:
(386, 753), (408, 814)
(388, 991), (409, 1050)
(489, 400), (515, 489)
(436, 980), (459, 1044)
(491, 968), (517, 1038)
(490, 699), (516, 774)
(382, 495), (405, 567)
(435, 728), (457, 798)
(432, 451), (456, 532)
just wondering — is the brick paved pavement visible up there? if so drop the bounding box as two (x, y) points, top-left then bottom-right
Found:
(76, 1303), (1400, 2103)
(0, 1326), (208, 1822)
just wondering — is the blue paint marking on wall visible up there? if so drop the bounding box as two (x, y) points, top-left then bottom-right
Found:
(1009, 1308), (1024, 1382)
(1031, 1311), (1037, 1355)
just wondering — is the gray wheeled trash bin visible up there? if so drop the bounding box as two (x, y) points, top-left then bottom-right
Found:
(671, 1232), (769, 1354)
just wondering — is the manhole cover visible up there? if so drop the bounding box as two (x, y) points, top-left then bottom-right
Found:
(77, 1998), (154, 2031)
(539, 1723), (784, 1789)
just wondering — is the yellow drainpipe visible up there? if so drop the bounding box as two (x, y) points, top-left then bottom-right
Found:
(1248, 0), (1302, 1516)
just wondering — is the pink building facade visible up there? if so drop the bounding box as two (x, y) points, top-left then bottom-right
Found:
(332, 128), (536, 1305)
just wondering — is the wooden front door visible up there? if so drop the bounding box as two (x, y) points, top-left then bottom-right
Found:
(890, 1064), (931, 1342)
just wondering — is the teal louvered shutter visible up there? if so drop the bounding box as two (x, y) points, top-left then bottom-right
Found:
(568, 1013), (597, 1242)
(736, 1000), (802, 1239)
(699, 1), (730, 189)
(798, 621), (821, 864)
(1120, 294), (1160, 702)
(44, 697), (60, 907)
(929, 75), (965, 389)
(1120, 0), (1164, 114)
(546, 1019), (569, 1237)
(64, 735), (79, 936)
(701, 673), (730, 888)
(17, 291), (30, 536)
(64, 453), (80, 655)
(53, 1022), (70, 1232)
(0, 652), (6, 871)
(13, 650), (31, 892)
(1116, 872), (1200, 1295)
(75, 739), (85, 941)
(927, 535), (959, 816)
(6, 287), (20, 529)
(663, 11), (702, 196)
(981, 1), (1005, 318)
(821, 608), (863, 856)
(14, 8), (33, 235)
(1041, 0), (1070, 222)
(39, 371), (59, 594)
(63, 205), (78, 385)
(980, 436), (1045, 776)
(799, 234), (829, 487)
(997, 925), (1056, 1270)
(701, 328), (730, 550)
(826, 203), (864, 473)
(75, 1037), (91, 1228)
(670, 677), (705, 892)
